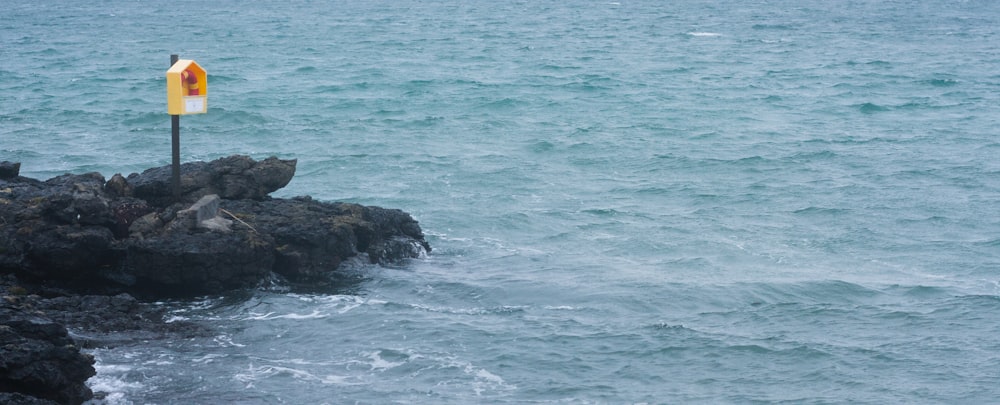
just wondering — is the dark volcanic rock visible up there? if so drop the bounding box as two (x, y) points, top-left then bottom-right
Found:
(123, 230), (275, 295)
(40, 172), (114, 226)
(0, 161), (21, 180)
(128, 155), (296, 208)
(222, 197), (430, 282)
(0, 155), (430, 403)
(22, 225), (117, 281)
(0, 274), (208, 404)
(0, 155), (430, 297)
(0, 297), (96, 404)
(0, 392), (60, 405)
(0, 171), (119, 284)
(359, 204), (431, 264)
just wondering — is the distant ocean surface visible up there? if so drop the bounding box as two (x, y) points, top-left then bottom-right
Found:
(4, 0), (1000, 403)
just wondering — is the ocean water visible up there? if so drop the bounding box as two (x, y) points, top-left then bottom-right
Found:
(4, 0), (1000, 403)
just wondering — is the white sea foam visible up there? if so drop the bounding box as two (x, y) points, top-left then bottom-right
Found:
(409, 303), (529, 315)
(163, 315), (188, 323)
(320, 374), (368, 386)
(687, 31), (722, 37)
(290, 294), (369, 313)
(278, 358), (337, 367)
(192, 353), (229, 363)
(367, 350), (406, 370)
(241, 309), (328, 321)
(85, 357), (144, 405)
(85, 372), (145, 393)
(459, 361), (515, 396)
(235, 364), (322, 384)
(234, 362), (370, 386)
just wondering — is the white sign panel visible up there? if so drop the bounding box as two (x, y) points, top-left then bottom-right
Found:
(184, 96), (206, 114)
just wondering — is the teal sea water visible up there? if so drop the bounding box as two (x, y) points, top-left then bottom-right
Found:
(4, 0), (1000, 403)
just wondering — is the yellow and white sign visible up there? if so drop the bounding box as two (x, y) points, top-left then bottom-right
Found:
(166, 59), (207, 115)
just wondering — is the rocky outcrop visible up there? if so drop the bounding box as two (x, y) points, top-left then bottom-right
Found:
(221, 197), (429, 281)
(0, 155), (431, 296)
(125, 155), (297, 207)
(0, 155), (430, 403)
(0, 291), (96, 405)
(0, 274), (208, 404)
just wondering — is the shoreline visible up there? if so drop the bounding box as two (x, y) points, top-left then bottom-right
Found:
(0, 156), (430, 404)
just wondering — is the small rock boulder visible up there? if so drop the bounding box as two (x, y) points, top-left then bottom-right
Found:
(0, 161), (20, 180)
(128, 155), (296, 207)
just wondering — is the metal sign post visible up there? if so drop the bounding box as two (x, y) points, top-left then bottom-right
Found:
(166, 54), (208, 203)
(170, 54), (181, 202)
